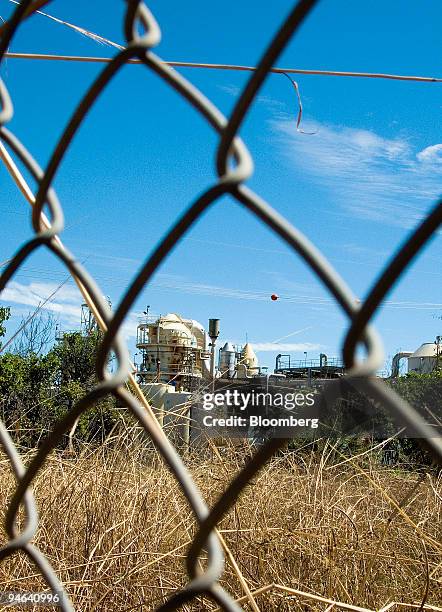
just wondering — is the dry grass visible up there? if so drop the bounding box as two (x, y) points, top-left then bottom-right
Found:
(0, 435), (441, 611)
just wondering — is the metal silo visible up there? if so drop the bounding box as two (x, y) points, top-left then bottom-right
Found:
(219, 342), (236, 378)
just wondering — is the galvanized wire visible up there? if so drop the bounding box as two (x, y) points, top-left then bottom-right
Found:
(0, 1), (441, 609)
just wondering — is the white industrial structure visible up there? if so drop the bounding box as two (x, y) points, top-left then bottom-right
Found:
(391, 337), (441, 376)
(408, 341), (441, 374)
(136, 313), (262, 388)
(136, 313), (210, 390)
(136, 312), (442, 454)
(135, 312), (264, 450)
(237, 343), (260, 378)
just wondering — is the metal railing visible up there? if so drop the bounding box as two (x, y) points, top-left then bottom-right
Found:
(0, 1), (441, 610)
(276, 355), (344, 370)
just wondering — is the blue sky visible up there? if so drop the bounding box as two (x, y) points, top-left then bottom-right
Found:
(0, 0), (441, 373)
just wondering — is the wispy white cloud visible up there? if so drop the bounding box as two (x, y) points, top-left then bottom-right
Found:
(1, 281), (81, 324)
(120, 311), (141, 341)
(218, 84), (286, 110)
(152, 274), (442, 310)
(2, 275), (439, 352)
(251, 342), (321, 352)
(152, 274), (272, 302)
(270, 326), (313, 343)
(0, 280), (142, 340)
(188, 237), (287, 255)
(416, 143), (442, 163)
(338, 243), (388, 259)
(218, 84), (241, 97)
(270, 118), (442, 227)
(81, 252), (141, 270)
(152, 274), (326, 305)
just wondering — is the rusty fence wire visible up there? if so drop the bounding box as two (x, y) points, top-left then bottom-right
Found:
(0, 1), (441, 610)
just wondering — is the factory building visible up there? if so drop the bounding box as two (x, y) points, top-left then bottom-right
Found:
(135, 312), (440, 451)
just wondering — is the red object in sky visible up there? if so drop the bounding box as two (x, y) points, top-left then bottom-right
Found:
(270, 293), (279, 301)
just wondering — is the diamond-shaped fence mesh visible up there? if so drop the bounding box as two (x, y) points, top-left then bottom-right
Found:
(0, 1), (441, 610)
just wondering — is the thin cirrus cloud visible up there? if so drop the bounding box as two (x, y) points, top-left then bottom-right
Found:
(151, 274), (332, 306)
(152, 275), (442, 310)
(250, 342), (321, 352)
(152, 275), (275, 302)
(2, 277), (441, 339)
(270, 117), (442, 228)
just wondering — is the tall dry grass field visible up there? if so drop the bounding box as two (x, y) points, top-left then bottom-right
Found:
(1, 436), (441, 611)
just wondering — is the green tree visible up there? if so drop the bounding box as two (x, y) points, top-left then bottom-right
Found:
(49, 330), (118, 445)
(388, 371), (442, 466)
(0, 350), (58, 444)
(0, 325), (118, 447)
(0, 306), (11, 347)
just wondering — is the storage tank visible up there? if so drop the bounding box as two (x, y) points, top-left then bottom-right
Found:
(408, 343), (438, 374)
(219, 342), (236, 378)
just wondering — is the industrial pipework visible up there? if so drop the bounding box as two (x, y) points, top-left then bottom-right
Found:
(390, 351), (412, 378)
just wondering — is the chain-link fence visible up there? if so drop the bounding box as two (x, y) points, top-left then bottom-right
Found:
(0, 1), (441, 610)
